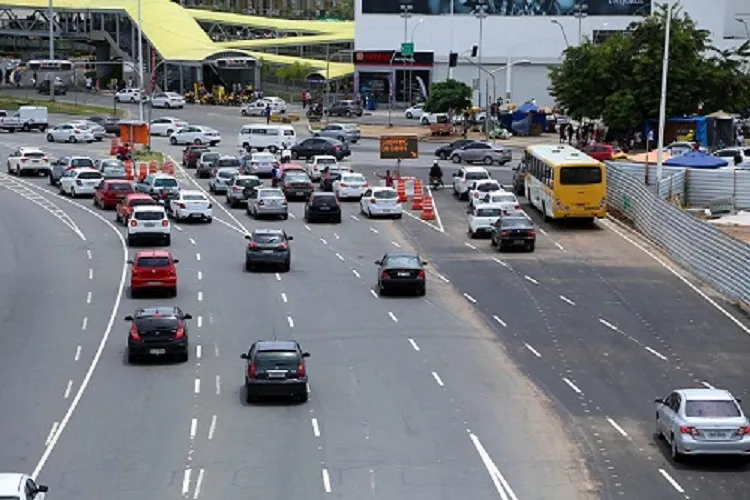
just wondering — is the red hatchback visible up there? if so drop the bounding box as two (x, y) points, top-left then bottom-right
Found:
(582, 144), (621, 161)
(93, 179), (133, 209)
(116, 193), (156, 224)
(128, 250), (179, 297)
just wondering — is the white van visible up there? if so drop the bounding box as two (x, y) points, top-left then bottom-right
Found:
(237, 124), (297, 153)
(13, 106), (48, 131)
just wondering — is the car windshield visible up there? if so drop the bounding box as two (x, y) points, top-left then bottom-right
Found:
(559, 166), (602, 185)
(78, 172), (102, 180)
(259, 190), (283, 198)
(488, 194), (516, 203)
(476, 208), (502, 217)
(502, 218), (532, 229)
(385, 255), (421, 268)
(130, 199), (153, 207)
(342, 174), (365, 183)
(374, 190), (398, 199)
(134, 211), (164, 221)
(236, 178), (261, 187)
(218, 159), (241, 167)
(108, 183), (132, 191)
(183, 194), (205, 201)
(202, 153), (219, 161)
(466, 171), (489, 181)
(476, 183), (499, 192)
(312, 195), (337, 206)
(218, 169), (238, 178)
(137, 257), (170, 267)
(104, 166), (127, 176)
(153, 178), (178, 188)
(316, 158), (336, 166)
(685, 400), (741, 418)
(255, 350), (299, 369)
(71, 159), (93, 168)
(253, 233), (284, 244)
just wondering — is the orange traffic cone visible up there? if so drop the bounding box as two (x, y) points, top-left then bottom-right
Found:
(137, 162), (148, 182)
(397, 179), (408, 203)
(124, 161), (134, 181)
(148, 160), (158, 176)
(421, 195), (436, 220)
(411, 179), (424, 210)
(162, 160), (175, 175)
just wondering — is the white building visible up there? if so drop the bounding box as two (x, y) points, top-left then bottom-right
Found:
(354, 0), (749, 107)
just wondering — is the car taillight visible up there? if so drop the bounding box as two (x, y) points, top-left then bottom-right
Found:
(161, 220), (169, 227)
(679, 426), (699, 436)
(20, 157), (28, 162)
(174, 323), (185, 339)
(178, 203), (186, 209)
(494, 149), (504, 153)
(43, 156), (48, 161)
(473, 192), (479, 198)
(207, 203), (213, 208)
(297, 362), (306, 378)
(363, 183), (368, 187)
(273, 161), (280, 167)
(130, 220), (138, 227)
(247, 242), (260, 249)
(340, 183), (349, 187)
(735, 427), (750, 436)
(500, 230), (509, 237)
(276, 242), (288, 250)
(307, 183), (313, 188)
(417, 269), (426, 279)
(233, 186), (242, 191)
(369, 198), (376, 203)
(334, 146), (341, 150)
(74, 130), (80, 134)
(129, 324), (141, 341)
(528, 230), (536, 237)
(515, 204), (521, 210)
(381, 271), (390, 280)
(248, 363), (257, 379)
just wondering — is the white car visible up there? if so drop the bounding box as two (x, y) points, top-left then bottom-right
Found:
(70, 120), (106, 141)
(58, 167), (103, 197)
(467, 179), (502, 207)
(421, 112), (448, 125)
(168, 190), (212, 222)
(115, 88), (148, 103)
(477, 190), (523, 215)
(333, 172), (368, 200)
(452, 166), (490, 200)
(715, 147), (750, 165)
(468, 204), (504, 238)
(0, 473), (48, 500)
(127, 204), (171, 246)
(151, 92), (185, 109)
(306, 155), (337, 181)
(169, 126), (221, 146)
(663, 141), (707, 156)
(46, 123), (95, 143)
(150, 117), (188, 136)
(243, 152), (278, 176)
(6, 146), (50, 176)
(405, 103), (425, 119)
(240, 97), (288, 116)
(360, 186), (402, 219)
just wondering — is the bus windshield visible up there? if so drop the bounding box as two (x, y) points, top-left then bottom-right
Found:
(559, 166), (602, 185)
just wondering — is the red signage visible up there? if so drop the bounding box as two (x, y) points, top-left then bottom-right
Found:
(353, 51), (434, 67)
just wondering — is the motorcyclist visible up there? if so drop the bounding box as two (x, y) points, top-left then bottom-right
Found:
(116, 143), (131, 161)
(429, 160), (443, 187)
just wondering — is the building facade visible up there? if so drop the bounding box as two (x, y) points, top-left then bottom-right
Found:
(354, 0), (749, 107)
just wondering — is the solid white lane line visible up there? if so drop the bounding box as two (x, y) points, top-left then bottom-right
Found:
(524, 343), (542, 358)
(198, 291), (203, 302)
(275, 273), (281, 281)
(335, 252), (345, 261)
(463, 293), (477, 303)
(491, 257), (508, 267)
(562, 377), (582, 394)
(701, 381), (716, 389)
(196, 253), (201, 261)
(86, 249), (92, 259)
(74, 345), (81, 362)
(464, 242), (477, 250)
(599, 318), (618, 331)
(469, 431), (520, 500)
(388, 312), (398, 323)
(193, 468), (205, 500)
(644, 346), (669, 361)
(391, 241), (401, 248)
(311, 418), (321, 437)
(86, 291), (92, 304)
(196, 345), (202, 359)
(287, 316), (295, 328)
(370, 289), (378, 299)
(305, 224), (312, 231)
(320, 237), (328, 245)
(197, 271), (203, 280)
(554, 242), (565, 251)
(352, 269), (361, 279)
(215, 375), (221, 395)
(281, 293), (288, 303)
(408, 338), (420, 351)
(88, 268), (93, 280)
(194, 378), (201, 394)
(538, 228), (548, 236)
(350, 214), (359, 221)
(63, 380), (73, 399)
(492, 315), (507, 327)
(559, 295), (576, 306)
(208, 415), (217, 440)
(658, 469), (685, 493)
(606, 417), (629, 438)
(81, 317), (88, 331)
(524, 275), (538, 285)
(333, 232), (340, 240)
(369, 227), (379, 234)
(431, 371), (445, 387)
(189, 237), (197, 245)
(322, 468), (332, 493)
(45, 422), (59, 446)
(197, 316), (203, 328)
(181, 469), (191, 496)
(190, 418), (197, 440)
(213, 216), (245, 234)
(436, 273), (450, 283)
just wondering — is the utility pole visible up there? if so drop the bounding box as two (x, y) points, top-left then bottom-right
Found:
(48, 0), (54, 100)
(399, 0), (413, 105)
(575, 2), (588, 45)
(656, 1), (673, 192)
(474, 0), (488, 107)
(137, 0), (144, 122)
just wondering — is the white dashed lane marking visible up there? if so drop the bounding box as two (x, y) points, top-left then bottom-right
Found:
(464, 242), (477, 250)
(606, 417), (629, 438)
(369, 227), (378, 234)
(333, 232), (340, 240)
(194, 379), (200, 394)
(281, 293), (288, 303)
(196, 345), (202, 359)
(350, 214), (359, 221)
(86, 250), (92, 259)
(311, 418), (321, 437)
(391, 241), (401, 248)
(74, 345), (81, 362)
(197, 316), (203, 328)
(275, 273), (281, 282)
(524, 275), (539, 285)
(208, 415), (217, 440)
(335, 252), (345, 261)
(190, 418), (197, 440)
(181, 470), (191, 496)
(562, 377), (582, 394)
(45, 422), (59, 446)
(193, 468), (205, 499)
(431, 371), (445, 387)
(304, 224), (312, 231)
(88, 268), (93, 280)
(658, 469), (685, 493)
(491, 257), (508, 267)
(197, 271), (203, 281)
(701, 381), (715, 389)
(195, 253), (201, 261)
(408, 338), (420, 351)
(287, 316), (295, 328)
(352, 269), (361, 279)
(559, 295), (576, 306)
(86, 291), (92, 304)
(435, 273), (450, 283)
(215, 375), (221, 395)
(322, 469), (332, 493)
(492, 315), (507, 327)
(189, 238), (197, 245)
(370, 289), (378, 299)
(320, 237), (328, 245)
(198, 292), (203, 302)
(555, 242), (565, 251)
(63, 380), (73, 399)
(524, 343), (542, 358)
(81, 317), (88, 331)
(463, 293), (477, 304)
(388, 312), (398, 323)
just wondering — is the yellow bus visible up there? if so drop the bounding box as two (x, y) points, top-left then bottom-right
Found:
(523, 144), (607, 221)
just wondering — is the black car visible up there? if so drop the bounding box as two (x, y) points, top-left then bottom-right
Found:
(291, 137), (350, 161)
(125, 306), (193, 363)
(88, 116), (121, 135)
(37, 79), (68, 95)
(434, 139), (477, 160)
(245, 229), (293, 272)
(319, 165), (348, 192)
(490, 215), (536, 252)
(511, 161), (527, 196)
(304, 192), (341, 223)
(375, 252), (428, 296)
(241, 340), (310, 403)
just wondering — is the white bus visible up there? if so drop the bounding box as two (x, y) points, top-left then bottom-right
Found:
(237, 124), (296, 153)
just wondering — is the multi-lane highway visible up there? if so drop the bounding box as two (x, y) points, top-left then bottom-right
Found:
(1, 101), (750, 500)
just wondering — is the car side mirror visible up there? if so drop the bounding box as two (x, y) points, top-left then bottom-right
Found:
(374, 260), (381, 265)
(124, 315), (134, 321)
(654, 398), (663, 404)
(36, 485), (49, 493)
(302, 352), (311, 358)
(422, 261), (428, 265)
(287, 236), (294, 240)
(126, 259), (133, 264)
(172, 259), (179, 264)
(240, 353), (248, 360)
(183, 313), (193, 320)
(244, 234), (251, 240)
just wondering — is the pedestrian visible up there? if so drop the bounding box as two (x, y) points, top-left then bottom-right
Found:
(559, 123), (566, 144)
(301, 90), (307, 109)
(738, 131), (745, 147)
(85, 76), (92, 92)
(265, 104), (272, 124)
(375, 169), (394, 187)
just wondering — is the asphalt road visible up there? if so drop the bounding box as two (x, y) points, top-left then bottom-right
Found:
(0, 124), (594, 499)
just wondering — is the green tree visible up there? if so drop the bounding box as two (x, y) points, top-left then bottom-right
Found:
(548, 2), (750, 130)
(328, 0), (354, 20)
(424, 79), (472, 113)
(275, 62), (314, 82)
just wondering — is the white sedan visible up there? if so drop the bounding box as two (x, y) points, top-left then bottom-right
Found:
(169, 126), (221, 146)
(58, 167), (103, 197)
(150, 117), (188, 136)
(405, 103), (425, 119)
(115, 88), (148, 103)
(46, 123), (95, 143)
(360, 187), (402, 218)
(151, 92), (185, 109)
(333, 172), (368, 199)
(168, 190), (213, 222)
(306, 155), (337, 181)
(476, 190), (523, 216)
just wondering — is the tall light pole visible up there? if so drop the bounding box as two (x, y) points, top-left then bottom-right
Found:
(399, 0), (413, 105)
(574, 2), (588, 45)
(48, 0), (55, 100)
(473, 0), (488, 107)
(504, 58), (531, 103)
(137, 0), (144, 122)
(408, 18), (424, 104)
(736, 18), (750, 38)
(551, 20), (570, 48)
(655, 2), (673, 191)
(324, 47), (351, 125)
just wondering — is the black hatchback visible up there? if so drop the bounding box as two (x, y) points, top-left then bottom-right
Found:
(304, 192), (341, 223)
(241, 340), (310, 403)
(125, 306), (193, 363)
(490, 215), (536, 252)
(291, 137), (351, 161)
(375, 252), (428, 296)
(434, 139), (477, 160)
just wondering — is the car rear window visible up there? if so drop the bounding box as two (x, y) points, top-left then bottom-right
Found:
(101, 160), (123, 169)
(137, 257), (171, 267)
(477, 183), (499, 192)
(316, 158), (336, 166)
(202, 153), (219, 160)
(260, 190), (282, 198)
(466, 171), (489, 181)
(71, 159), (93, 168)
(253, 154), (274, 162)
(560, 166), (602, 185)
(685, 400), (741, 418)
(236, 178), (261, 187)
(255, 350), (299, 368)
(134, 211), (164, 221)
(218, 170), (237, 179)
(253, 233), (284, 244)
(78, 171), (103, 180)
(108, 183), (132, 190)
(153, 178), (178, 188)
(489, 194), (517, 203)
(374, 190), (398, 199)
(342, 174), (365, 183)
(23, 151), (45, 158)
(183, 194), (205, 201)
(476, 208), (502, 217)
(385, 255), (420, 267)
(130, 199), (153, 207)
(135, 317), (178, 329)
(104, 166), (127, 176)
(218, 159), (241, 168)
(312, 195), (337, 206)
(502, 218), (532, 229)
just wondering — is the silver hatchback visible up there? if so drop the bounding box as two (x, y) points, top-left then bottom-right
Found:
(451, 142), (512, 165)
(246, 187), (288, 220)
(226, 174), (262, 208)
(315, 123), (361, 143)
(208, 167), (239, 194)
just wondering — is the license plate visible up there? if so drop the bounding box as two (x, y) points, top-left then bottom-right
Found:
(267, 372), (286, 378)
(262, 250), (273, 254)
(116, 194), (126, 198)
(319, 206), (330, 211)
(149, 349), (166, 355)
(147, 281), (162, 285)
(513, 240), (526, 245)
(144, 222), (155, 227)
(708, 431), (727, 438)
(295, 192), (305, 196)
(398, 271), (410, 277)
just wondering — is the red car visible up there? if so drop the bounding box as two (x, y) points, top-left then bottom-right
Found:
(182, 145), (210, 168)
(582, 144), (621, 161)
(116, 193), (157, 224)
(128, 250), (179, 297)
(93, 179), (134, 209)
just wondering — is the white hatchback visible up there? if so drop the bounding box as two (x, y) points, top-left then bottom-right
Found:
(150, 117), (188, 136)
(468, 204), (504, 238)
(306, 155), (337, 181)
(169, 126), (221, 146)
(59, 167), (103, 197)
(405, 103), (425, 119)
(116, 88), (148, 103)
(360, 187), (402, 218)
(127, 204), (171, 246)
(334, 172), (368, 200)
(168, 190), (213, 222)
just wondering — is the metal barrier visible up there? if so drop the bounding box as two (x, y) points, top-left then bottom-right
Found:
(606, 163), (750, 304)
(707, 196), (734, 217)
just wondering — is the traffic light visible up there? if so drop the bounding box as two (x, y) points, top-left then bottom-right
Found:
(471, 45), (478, 58)
(215, 58), (253, 69)
(449, 52), (458, 67)
(27, 60), (73, 71)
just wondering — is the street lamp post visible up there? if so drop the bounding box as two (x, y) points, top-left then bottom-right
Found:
(407, 18), (424, 105)
(551, 20), (570, 48)
(736, 18), (750, 38)
(473, 0), (488, 107)
(655, 1), (673, 192)
(504, 58), (531, 102)
(136, 0), (144, 122)
(574, 2), (588, 45)
(48, 0), (55, 100)
(324, 46), (351, 125)
(399, 1), (413, 105)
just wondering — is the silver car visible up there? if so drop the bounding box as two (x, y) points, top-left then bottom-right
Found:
(226, 174), (262, 208)
(450, 142), (512, 165)
(208, 167), (239, 194)
(72, 120), (106, 141)
(655, 388), (750, 461)
(246, 187), (288, 220)
(315, 123), (361, 143)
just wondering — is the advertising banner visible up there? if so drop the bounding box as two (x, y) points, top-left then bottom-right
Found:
(362, 0), (651, 16)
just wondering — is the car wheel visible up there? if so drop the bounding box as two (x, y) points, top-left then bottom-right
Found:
(15, 165), (21, 176)
(127, 352), (138, 364)
(483, 156), (493, 165)
(194, 138), (202, 145)
(46, 133), (54, 142)
(421, 118), (429, 125)
(70, 187), (77, 198)
(241, 109), (248, 116)
(127, 235), (135, 246)
(164, 235), (171, 246)
(166, 129), (173, 136)
(268, 146), (278, 154)
(291, 151), (299, 160)
(345, 110), (352, 117)
(406, 112), (413, 119)
(170, 137), (177, 145)
(337, 136), (345, 142)
(670, 435), (682, 462)
(164, 103), (171, 109)
(282, 259), (291, 272)
(451, 155), (461, 164)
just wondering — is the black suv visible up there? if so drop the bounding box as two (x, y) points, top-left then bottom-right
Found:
(125, 306), (193, 363)
(325, 99), (363, 117)
(304, 192), (342, 223)
(241, 340), (310, 403)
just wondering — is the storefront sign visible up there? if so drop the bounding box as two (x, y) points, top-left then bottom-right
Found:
(354, 50), (434, 67)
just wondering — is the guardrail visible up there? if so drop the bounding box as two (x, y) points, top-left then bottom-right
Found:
(606, 162), (750, 304)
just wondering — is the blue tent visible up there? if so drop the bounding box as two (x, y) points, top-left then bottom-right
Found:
(664, 151), (728, 169)
(516, 102), (538, 113)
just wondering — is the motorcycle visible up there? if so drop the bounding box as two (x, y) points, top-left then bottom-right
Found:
(429, 175), (444, 190)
